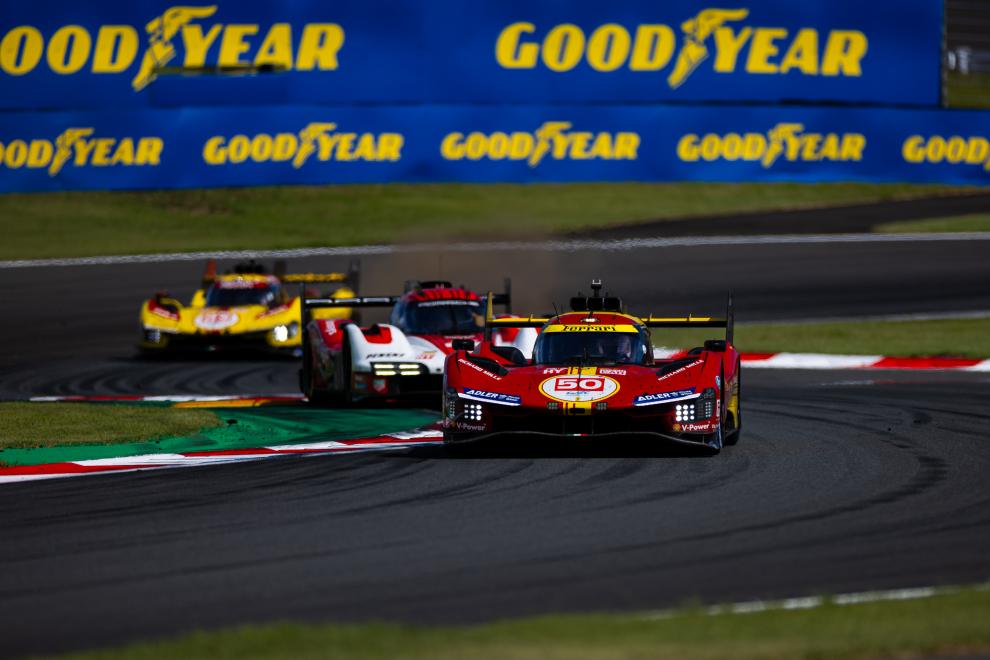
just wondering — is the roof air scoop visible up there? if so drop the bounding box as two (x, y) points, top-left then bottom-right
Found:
(570, 278), (623, 313)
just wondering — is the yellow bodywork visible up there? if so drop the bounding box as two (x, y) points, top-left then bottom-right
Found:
(140, 273), (354, 351)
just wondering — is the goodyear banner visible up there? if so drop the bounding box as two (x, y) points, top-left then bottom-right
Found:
(0, 0), (941, 109)
(2, 105), (990, 192)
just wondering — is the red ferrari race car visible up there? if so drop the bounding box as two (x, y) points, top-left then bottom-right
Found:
(299, 280), (527, 403)
(442, 281), (741, 452)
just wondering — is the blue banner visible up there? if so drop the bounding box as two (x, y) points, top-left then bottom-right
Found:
(2, 104), (988, 192)
(0, 0), (942, 109)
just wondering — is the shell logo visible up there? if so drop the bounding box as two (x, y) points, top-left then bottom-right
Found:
(539, 375), (619, 403)
(194, 310), (239, 330)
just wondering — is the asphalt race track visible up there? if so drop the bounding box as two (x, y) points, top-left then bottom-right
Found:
(1, 233), (989, 656)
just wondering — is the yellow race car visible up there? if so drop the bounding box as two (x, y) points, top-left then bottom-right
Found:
(139, 259), (358, 354)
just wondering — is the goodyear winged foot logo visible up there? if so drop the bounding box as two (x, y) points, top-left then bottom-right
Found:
(441, 121), (640, 167)
(132, 5), (219, 91)
(0, 127), (163, 176)
(202, 122), (404, 167)
(677, 122), (866, 167)
(495, 7), (867, 89)
(0, 5), (344, 92)
(668, 8), (749, 89)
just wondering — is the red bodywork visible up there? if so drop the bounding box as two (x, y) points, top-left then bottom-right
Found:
(442, 311), (741, 452)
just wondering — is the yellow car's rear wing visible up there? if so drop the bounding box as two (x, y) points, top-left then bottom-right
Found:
(200, 259), (361, 290)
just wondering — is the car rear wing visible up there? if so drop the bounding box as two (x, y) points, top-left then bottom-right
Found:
(301, 295), (400, 326)
(200, 259), (361, 290)
(483, 292), (736, 345)
(642, 293), (735, 344)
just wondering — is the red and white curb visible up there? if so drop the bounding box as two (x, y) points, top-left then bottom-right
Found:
(0, 426), (443, 484)
(656, 349), (990, 371)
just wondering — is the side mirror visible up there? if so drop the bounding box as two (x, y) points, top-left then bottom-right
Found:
(451, 339), (475, 352)
(704, 339), (726, 352)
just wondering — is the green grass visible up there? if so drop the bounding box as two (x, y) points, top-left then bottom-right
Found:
(876, 213), (990, 234)
(67, 586), (990, 660)
(653, 317), (990, 358)
(0, 402), (221, 449)
(0, 182), (973, 260)
(947, 71), (990, 109)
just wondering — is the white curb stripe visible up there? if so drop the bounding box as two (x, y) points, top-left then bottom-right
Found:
(643, 582), (987, 620)
(747, 353), (884, 369)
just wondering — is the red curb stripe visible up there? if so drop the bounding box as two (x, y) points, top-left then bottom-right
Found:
(740, 352), (777, 361)
(870, 356), (983, 369)
(0, 462), (151, 475)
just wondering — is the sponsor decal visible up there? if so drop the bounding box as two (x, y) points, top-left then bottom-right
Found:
(455, 421), (486, 432)
(194, 309), (238, 330)
(203, 122), (404, 167)
(494, 9), (867, 89)
(441, 122), (639, 167)
(675, 421), (718, 433)
(540, 375), (620, 403)
(461, 388), (521, 406)
(320, 320), (337, 335)
(415, 300), (481, 307)
(677, 123), (865, 167)
(0, 127), (162, 176)
(657, 359), (703, 382)
(543, 324), (638, 333)
(216, 277), (274, 289)
(902, 135), (990, 172)
(458, 358), (502, 380)
(543, 367), (569, 375)
(0, 6), (345, 92)
(416, 351), (438, 360)
(633, 388), (698, 406)
(597, 367), (627, 376)
(366, 352), (404, 358)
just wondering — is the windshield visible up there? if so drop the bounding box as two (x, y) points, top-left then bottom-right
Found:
(400, 301), (483, 335)
(533, 331), (648, 365)
(205, 285), (278, 308)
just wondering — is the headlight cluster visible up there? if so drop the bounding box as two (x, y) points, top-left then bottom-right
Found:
(372, 363), (424, 377)
(463, 402), (483, 422)
(675, 403), (696, 422)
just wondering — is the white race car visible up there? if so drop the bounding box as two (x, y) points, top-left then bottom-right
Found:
(300, 280), (535, 403)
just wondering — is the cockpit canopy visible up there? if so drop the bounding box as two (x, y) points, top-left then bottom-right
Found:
(533, 328), (650, 365)
(391, 298), (484, 335)
(205, 280), (283, 308)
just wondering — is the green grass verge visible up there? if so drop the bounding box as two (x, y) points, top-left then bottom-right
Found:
(654, 317), (990, 358)
(947, 71), (990, 109)
(68, 586), (990, 660)
(0, 182), (973, 260)
(0, 402), (222, 450)
(876, 213), (990, 234)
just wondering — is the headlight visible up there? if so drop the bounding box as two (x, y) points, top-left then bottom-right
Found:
(463, 402), (483, 422)
(675, 403), (696, 422)
(272, 322), (298, 343)
(372, 363), (425, 377)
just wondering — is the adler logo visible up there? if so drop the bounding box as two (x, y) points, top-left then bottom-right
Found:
(203, 122), (404, 167)
(495, 8), (867, 89)
(677, 123), (866, 168)
(441, 122), (639, 167)
(0, 5), (345, 92)
(0, 127), (163, 176)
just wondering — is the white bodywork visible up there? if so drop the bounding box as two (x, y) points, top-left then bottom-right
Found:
(345, 324), (537, 374)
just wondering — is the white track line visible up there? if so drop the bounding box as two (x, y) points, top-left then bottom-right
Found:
(3, 232), (990, 269)
(643, 582), (988, 620)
